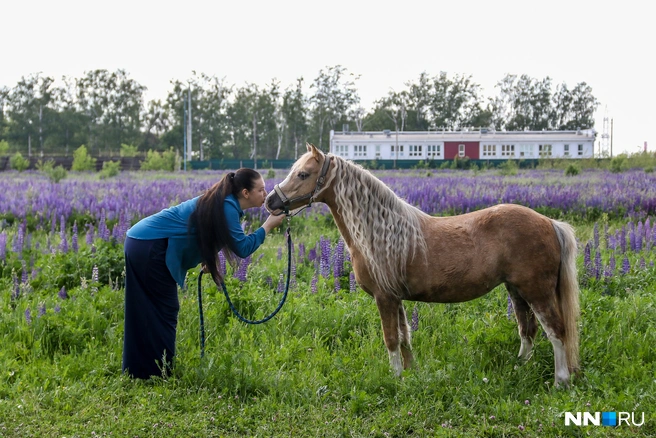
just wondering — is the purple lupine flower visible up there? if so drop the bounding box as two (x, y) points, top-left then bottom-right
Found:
(13, 225), (24, 254)
(298, 242), (306, 261)
(71, 221), (78, 253)
(583, 242), (593, 278)
(12, 271), (20, 300)
(54, 304), (61, 313)
(411, 306), (419, 331)
(86, 224), (95, 245)
(219, 250), (227, 276)
(603, 264), (612, 278)
(349, 271), (356, 293)
(311, 271), (318, 294)
(38, 303), (46, 318)
(265, 276), (273, 288)
(234, 255), (251, 282)
(608, 235), (616, 251)
(507, 294), (514, 319)
(320, 237), (331, 278)
(621, 256), (630, 275)
(0, 232), (6, 262)
(290, 257), (297, 289)
(21, 260), (28, 285)
(334, 277), (341, 293)
(594, 251), (602, 280)
(308, 247), (317, 262)
(333, 239), (345, 278)
(25, 308), (32, 325)
(59, 216), (68, 253)
(58, 286), (68, 300)
(277, 274), (285, 293)
(609, 253), (616, 274)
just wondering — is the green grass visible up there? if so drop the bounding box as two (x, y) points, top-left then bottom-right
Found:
(1, 217), (655, 437)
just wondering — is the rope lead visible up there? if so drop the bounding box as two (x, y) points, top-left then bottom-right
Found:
(197, 222), (293, 358)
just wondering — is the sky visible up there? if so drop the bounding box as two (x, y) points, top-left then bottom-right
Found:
(2, 0), (653, 156)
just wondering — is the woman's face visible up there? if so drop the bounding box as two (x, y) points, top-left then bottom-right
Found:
(240, 177), (267, 209)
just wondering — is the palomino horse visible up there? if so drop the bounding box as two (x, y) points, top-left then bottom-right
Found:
(266, 144), (580, 387)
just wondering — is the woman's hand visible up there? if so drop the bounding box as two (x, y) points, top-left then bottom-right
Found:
(262, 213), (286, 234)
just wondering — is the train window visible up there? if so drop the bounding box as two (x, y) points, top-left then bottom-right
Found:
(375, 145), (381, 158)
(578, 144), (583, 156)
(458, 144), (465, 157)
(564, 144), (570, 156)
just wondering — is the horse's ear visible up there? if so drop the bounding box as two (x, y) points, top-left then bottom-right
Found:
(306, 143), (322, 160)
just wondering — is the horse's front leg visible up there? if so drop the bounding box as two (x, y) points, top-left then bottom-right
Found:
(374, 293), (404, 376)
(398, 303), (414, 370)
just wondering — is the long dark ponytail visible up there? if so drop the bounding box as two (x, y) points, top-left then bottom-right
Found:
(189, 168), (262, 285)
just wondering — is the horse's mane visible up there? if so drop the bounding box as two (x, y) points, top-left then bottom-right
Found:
(328, 156), (428, 295)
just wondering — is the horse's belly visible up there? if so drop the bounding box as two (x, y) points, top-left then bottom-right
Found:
(409, 282), (497, 304)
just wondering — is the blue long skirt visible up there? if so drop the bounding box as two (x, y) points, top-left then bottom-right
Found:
(122, 237), (179, 379)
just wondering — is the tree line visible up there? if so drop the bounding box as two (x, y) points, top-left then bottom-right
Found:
(0, 66), (599, 160)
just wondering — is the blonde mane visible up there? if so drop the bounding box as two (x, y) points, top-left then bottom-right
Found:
(328, 156), (428, 295)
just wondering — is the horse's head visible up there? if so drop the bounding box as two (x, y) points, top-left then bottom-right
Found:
(265, 143), (333, 216)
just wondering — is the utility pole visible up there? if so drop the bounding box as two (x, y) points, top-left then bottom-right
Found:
(187, 86), (192, 167)
(183, 98), (187, 171)
(610, 118), (613, 158)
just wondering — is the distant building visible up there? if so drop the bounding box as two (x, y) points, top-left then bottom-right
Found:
(329, 128), (596, 163)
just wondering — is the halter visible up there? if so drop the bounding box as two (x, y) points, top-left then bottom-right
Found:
(272, 154), (333, 216)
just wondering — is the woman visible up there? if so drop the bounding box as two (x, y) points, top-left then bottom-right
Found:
(122, 168), (285, 379)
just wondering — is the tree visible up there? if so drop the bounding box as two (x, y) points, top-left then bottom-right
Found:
(77, 69), (145, 156)
(308, 65), (360, 150)
(6, 73), (55, 156)
(405, 72), (432, 130)
(51, 76), (88, 155)
(195, 73), (231, 160)
(281, 78), (308, 159)
(557, 82), (598, 130)
(427, 72), (484, 130)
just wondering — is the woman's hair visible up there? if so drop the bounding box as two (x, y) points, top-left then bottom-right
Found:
(189, 168), (262, 285)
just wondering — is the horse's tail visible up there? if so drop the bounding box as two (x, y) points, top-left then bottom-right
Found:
(551, 220), (580, 373)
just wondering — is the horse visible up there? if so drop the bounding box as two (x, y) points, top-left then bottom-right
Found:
(266, 144), (580, 387)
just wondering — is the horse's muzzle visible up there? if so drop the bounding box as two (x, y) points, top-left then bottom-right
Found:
(265, 191), (285, 216)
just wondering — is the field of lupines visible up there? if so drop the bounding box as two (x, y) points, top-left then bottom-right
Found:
(1, 167), (655, 437)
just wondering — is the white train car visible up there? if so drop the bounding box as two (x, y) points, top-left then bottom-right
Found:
(329, 129), (596, 162)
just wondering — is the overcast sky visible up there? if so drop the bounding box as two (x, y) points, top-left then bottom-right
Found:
(3, 0), (652, 155)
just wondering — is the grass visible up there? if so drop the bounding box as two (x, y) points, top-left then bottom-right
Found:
(1, 215), (655, 436)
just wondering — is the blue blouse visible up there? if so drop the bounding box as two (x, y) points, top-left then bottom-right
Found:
(126, 194), (266, 287)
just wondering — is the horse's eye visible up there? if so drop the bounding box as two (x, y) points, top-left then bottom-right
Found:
(298, 172), (309, 180)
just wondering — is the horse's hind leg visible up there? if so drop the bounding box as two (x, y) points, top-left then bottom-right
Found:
(531, 300), (570, 387)
(506, 284), (538, 361)
(374, 293), (404, 376)
(398, 303), (414, 369)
